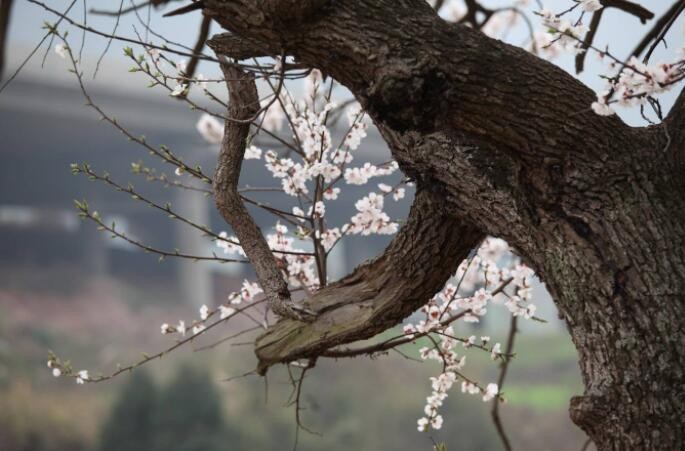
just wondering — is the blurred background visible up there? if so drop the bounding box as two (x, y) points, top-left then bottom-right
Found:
(1, 1), (682, 450)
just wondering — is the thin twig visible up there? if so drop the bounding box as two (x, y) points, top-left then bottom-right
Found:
(0, 0), (78, 94)
(490, 316), (518, 451)
(630, 0), (684, 62)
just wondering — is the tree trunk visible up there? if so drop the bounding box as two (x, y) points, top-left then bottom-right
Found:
(205, 1), (685, 448)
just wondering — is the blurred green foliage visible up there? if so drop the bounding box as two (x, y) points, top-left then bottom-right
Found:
(99, 371), (157, 451)
(0, 381), (88, 451)
(99, 366), (243, 451)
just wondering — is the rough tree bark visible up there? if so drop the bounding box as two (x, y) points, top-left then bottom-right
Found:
(203, 1), (685, 449)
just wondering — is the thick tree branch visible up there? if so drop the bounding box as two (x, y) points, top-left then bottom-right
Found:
(601, 0), (653, 23)
(575, 8), (604, 74)
(666, 86), (685, 164)
(255, 188), (482, 373)
(204, 6), (685, 446)
(207, 32), (279, 60)
(214, 60), (307, 320)
(667, 87), (685, 131)
(459, 0), (494, 28)
(207, 0), (642, 166)
(163, 1), (204, 17)
(208, 0), (655, 375)
(0, 0), (13, 77)
(180, 14), (211, 83)
(252, 0), (328, 24)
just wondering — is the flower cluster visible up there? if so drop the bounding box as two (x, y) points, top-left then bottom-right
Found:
(592, 55), (685, 116)
(409, 238), (538, 431)
(532, 3), (685, 118)
(539, 9), (588, 54)
(267, 223), (320, 289)
(47, 354), (90, 385)
(160, 280), (261, 337)
(348, 191), (399, 236)
(194, 72), (403, 290)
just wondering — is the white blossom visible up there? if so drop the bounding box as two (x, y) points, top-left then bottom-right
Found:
(430, 414), (444, 430)
(245, 145), (262, 160)
(261, 99), (285, 133)
(177, 320), (186, 336)
(76, 370), (89, 385)
(195, 73), (208, 89)
(417, 417), (429, 431)
(592, 98), (615, 116)
(323, 187), (340, 200)
(348, 192), (398, 235)
(461, 381), (480, 395)
(216, 232), (245, 257)
(55, 43), (68, 59)
(219, 305), (235, 320)
(170, 84), (187, 97)
(199, 304), (209, 321)
(196, 113), (223, 144)
(378, 183), (392, 193)
(483, 383), (499, 402)
(580, 0), (603, 12)
(491, 342), (502, 360)
(272, 57), (282, 73)
(192, 324), (206, 335)
(309, 201), (325, 218)
(318, 227), (341, 251)
(240, 280), (263, 302)
(392, 187), (406, 201)
(304, 69), (323, 102)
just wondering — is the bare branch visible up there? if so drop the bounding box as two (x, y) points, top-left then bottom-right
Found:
(90, 1), (154, 17)
(575, 8), (604, 74)
(630, 0), (684, 61)
(580, 437), (594, 451)
(459, 0), (494, 28)
(602, 0), (654, 23)
(93, 0), (125, 77)
(163, 1), (204, 17)
(0, 0), (78, 94)
(178, 14), (211, 90)
(490, 316), (518, 451)
(90, 0), (177, 17)
(291, 360), (320, 451)
(76, 201), (249, 264)
(28, 0), (221, 63)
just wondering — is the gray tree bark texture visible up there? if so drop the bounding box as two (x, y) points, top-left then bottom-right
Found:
(203, 1), (685, 449)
